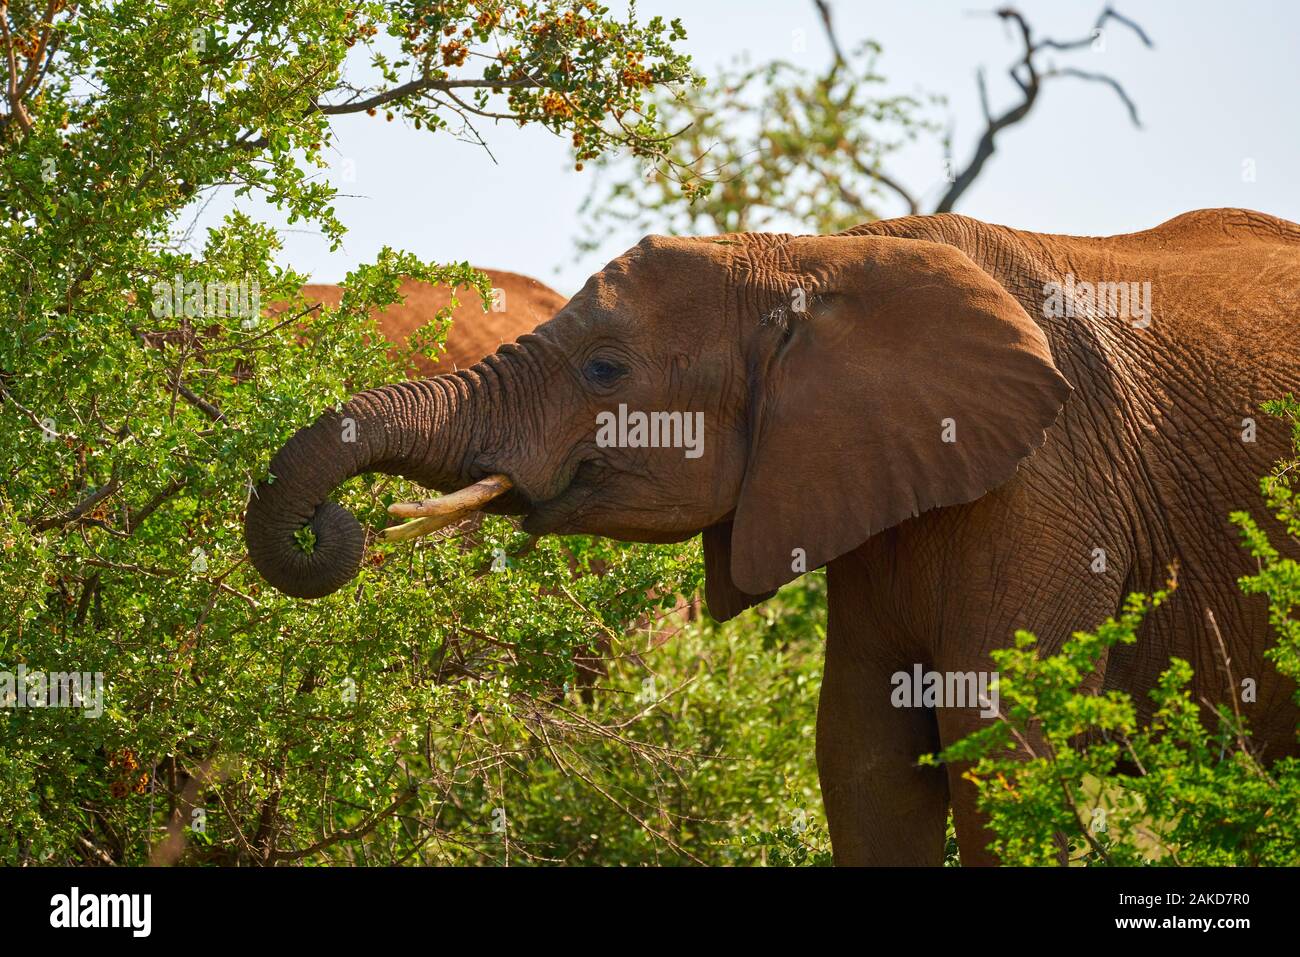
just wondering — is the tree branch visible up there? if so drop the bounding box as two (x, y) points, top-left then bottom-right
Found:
(15, 1), (61, 101)
(315, 76), (537, 115)
(934, 5), (1151, 214)
(1044, 66), (1142, 127)
(170, 379), (227, 424)
(268, 787), (417, 862)
(126, 476), (187, 534)
(29, 477), (121, 532)
(848, 154), (919, 216)
(0, 2), (32, 136)
(812, 0), (848, 78)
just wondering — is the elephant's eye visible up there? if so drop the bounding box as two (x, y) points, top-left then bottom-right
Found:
(583, 357), (627, 386)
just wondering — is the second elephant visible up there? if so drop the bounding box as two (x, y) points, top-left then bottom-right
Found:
(281, 268), (568, 373)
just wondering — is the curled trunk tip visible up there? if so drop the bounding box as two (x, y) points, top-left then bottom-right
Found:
(243, 375), (472, 599)
(246, 497), (366, 600)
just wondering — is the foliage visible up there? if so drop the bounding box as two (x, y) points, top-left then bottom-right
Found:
(392, 571), (829, 866)
(578, 40), (939, 245)
(928, 397), (1300, 866)
(0, 0), (743, 866)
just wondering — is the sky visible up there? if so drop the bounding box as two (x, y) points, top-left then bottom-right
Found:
(192, 0), (1300, 297)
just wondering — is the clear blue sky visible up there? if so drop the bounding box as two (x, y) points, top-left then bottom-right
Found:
(194, 0), (1300, 296)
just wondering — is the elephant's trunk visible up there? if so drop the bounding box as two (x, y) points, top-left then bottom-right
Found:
(244, 375), (478, 599)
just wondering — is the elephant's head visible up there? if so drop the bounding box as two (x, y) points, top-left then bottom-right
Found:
(245, 233), (1071, 616)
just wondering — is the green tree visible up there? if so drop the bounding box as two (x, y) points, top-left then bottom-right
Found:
(0, 0), (711, 865)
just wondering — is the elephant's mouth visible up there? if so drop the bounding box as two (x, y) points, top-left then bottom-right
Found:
(520, 459), (606, 534)
(520, 460), (697, 544)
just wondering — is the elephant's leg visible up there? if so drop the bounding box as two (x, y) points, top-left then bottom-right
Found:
(816, 619), (949, 865)
(933, 704), (1017, 867)
(931, 567), (1128, 865)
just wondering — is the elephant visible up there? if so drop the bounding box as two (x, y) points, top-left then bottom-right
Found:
(245, 208), (1300, 865)
(283, 269), (568, 374)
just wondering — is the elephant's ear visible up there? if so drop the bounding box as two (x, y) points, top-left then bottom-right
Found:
(729, 235), (1072, 596)
(702, 521), (776, 622)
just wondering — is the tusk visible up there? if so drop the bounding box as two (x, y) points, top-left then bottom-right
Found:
(377, 515), (455, 543)
(387, 474), (513, 518)
(378, 474), (513, 543)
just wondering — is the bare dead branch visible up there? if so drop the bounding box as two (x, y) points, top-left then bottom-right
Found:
(1097, 5), (1154, 47)
(935, 5), (1151, 214)
(812, 0), (848, 77)
(1044, 66), (1142, 127)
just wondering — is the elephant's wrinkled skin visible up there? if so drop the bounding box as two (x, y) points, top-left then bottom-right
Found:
(245, 209), (1300, 865)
